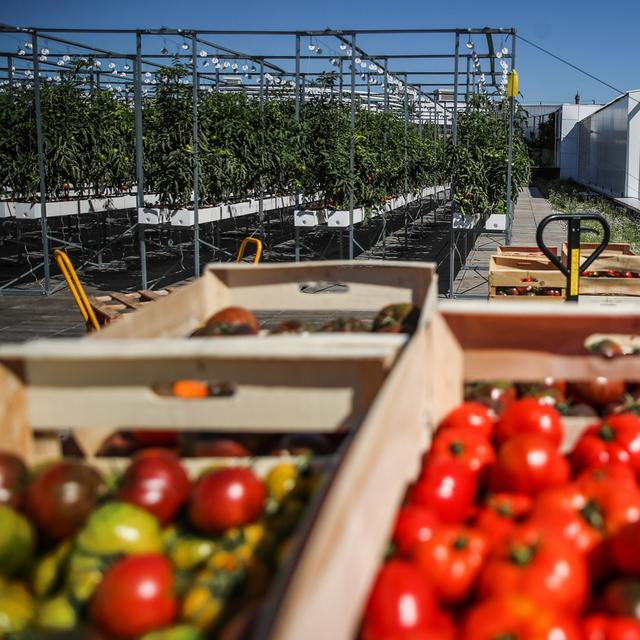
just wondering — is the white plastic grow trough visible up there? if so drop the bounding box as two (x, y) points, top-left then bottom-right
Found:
(11, 195), (137, 220)
(294, 209), (330, 227)
(0, 201), (16, 218)
(166, 194), (301, 228)
(485, 213), (507, 231)
(326, 208), (366, 227)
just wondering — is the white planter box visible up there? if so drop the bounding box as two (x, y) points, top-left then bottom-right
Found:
(12, 195), (137, 220)
(485, 213), (507, 231)
(327, 208), (366, 227)
(0, 201), (15, 218)
(452, 211), (481, 230)
(294, 209), (329, 227)
(138, 207), (175, 225)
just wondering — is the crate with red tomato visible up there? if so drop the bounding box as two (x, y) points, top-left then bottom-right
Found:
(351, 302), (640, 640)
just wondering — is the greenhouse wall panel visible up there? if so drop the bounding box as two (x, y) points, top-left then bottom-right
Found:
(576, 91), (640, 198)
(557, 104), (601, 180)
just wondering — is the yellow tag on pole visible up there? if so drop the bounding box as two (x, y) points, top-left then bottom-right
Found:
(570, 248), (580, 296)
(507, 69), (519, 98)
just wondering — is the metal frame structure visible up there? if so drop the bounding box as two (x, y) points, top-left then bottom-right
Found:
(0, 25), (517, 295)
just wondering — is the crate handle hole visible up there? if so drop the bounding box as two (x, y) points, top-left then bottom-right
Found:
(298, 281), (350, 294)
(153, 380), (237, 398)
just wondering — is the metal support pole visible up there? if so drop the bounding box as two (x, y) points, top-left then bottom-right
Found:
(348, 34), (356, 260)
(8, 55), (13, 88)
(505, 31), (517, 245)
(449, 31), (460, 299)
(383, 58), (389, 112)
(134, 31), (147, 288)
(403, 74), (409, 249)
(339, 57), (344, 99)
(294, 34), (301, 262)
(191, 32), (201, 276)
(258, 61), (265, 235)
(32, 32), (50, 294)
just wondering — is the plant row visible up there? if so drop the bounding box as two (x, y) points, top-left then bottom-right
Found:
(0, 67), (529, 218)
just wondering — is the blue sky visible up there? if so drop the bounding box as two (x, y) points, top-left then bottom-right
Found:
(2, 0), (639, 104)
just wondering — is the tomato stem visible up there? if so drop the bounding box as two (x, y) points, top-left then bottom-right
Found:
(579, 499), (605, 532)
(449, 441), (464, 456)
(598, 424), (615, 442)
(509, 544), (533, 566)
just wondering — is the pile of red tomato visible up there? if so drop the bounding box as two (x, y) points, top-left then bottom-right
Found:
(0, 448), (313, 639)
(360, 385), (640, 640)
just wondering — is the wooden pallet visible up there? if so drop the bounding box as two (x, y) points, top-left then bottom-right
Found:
(89, 288), (175, 325)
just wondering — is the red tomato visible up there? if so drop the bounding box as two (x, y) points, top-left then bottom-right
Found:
(189, 467), (266, 533)
(583, 614), (640, 640)
(531, 482), (640, 580)
(192, 306), (260, 337)
(391, 505), (441, 557)
(610, 521), (640, 576)
(576, 463), (638, 495)
(409, 459), (477, 523)
(187, 438), (252, 458)
(360, 560), (436, 640)
(0, 452), (28, 509)
(90, 554), (177, 638)
(427, 426), (496, 480)
(412, 525), (489, 604)
(116, 449), (190, 525)
(461, 595), (583, 640)
(477, 524), (589, 614)
(490, 433), (570, 497)
(474, 493), (533, 551)
(570, 414), (640, 475)
(494, 398), (564, 447)
(437, 402), (495, 438)
(25, 461), (103, 540)
(569, 379), (626, 409)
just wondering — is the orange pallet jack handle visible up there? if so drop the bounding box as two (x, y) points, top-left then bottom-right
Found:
(54, 249), (101, 332)
(236, 237), (263, 264)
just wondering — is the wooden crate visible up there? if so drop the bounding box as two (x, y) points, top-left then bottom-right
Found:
(0, 336), (403, 453)
(89, 288), (175, 325)
(90, 260), (436, 340)
(560, 242), (640, 297)
(271, 302), (640, 640)
(496, 244), (558, 257)
(488, 254), (566, 301)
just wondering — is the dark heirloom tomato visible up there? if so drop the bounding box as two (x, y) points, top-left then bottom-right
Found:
(427, 426), (496, 480)
(360, 560), (436, 640)
(610, 521), (640, 576)
(391, 505), (441, 557)
(461, 595), (583, 640)
(189, 467), (266, 534)
(412, 525), (489, 604)
(25, 461), (103, 540)
(569, 378), (626, 408)
(477, 524), (589, 614)
(437, 402), (495, 439)
(191, 306), (260, 337)
(0, 452), (28, 509)
(269, 320), (314, 335)
(90, 554), (177, 638)
(464, 380), (517, 414)
(601, 579), (640, 619)
(319, 317), (370, 332)
(570, 414), (640, 475)
(372, 303), (421, 334)
(490, 433), (570, 497)
(409, 459), (477, 523)
(117, 449), (190, 525)
(583, 614), (640, 640)
(494, 397), (564, 447)
(518, 378), (567, 407)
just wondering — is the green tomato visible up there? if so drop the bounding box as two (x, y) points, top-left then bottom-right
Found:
(65, 551), (104, 603)
(140, 624), (205, 640)
(31, 539), (72, 598)
(0, 579), (34, 633)
(77, 501), (163, 557)
(36, 593), (76, 630)
(0, 504), (35, 577)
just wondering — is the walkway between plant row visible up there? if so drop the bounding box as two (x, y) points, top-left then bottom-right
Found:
(451, 187), (562, 299)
